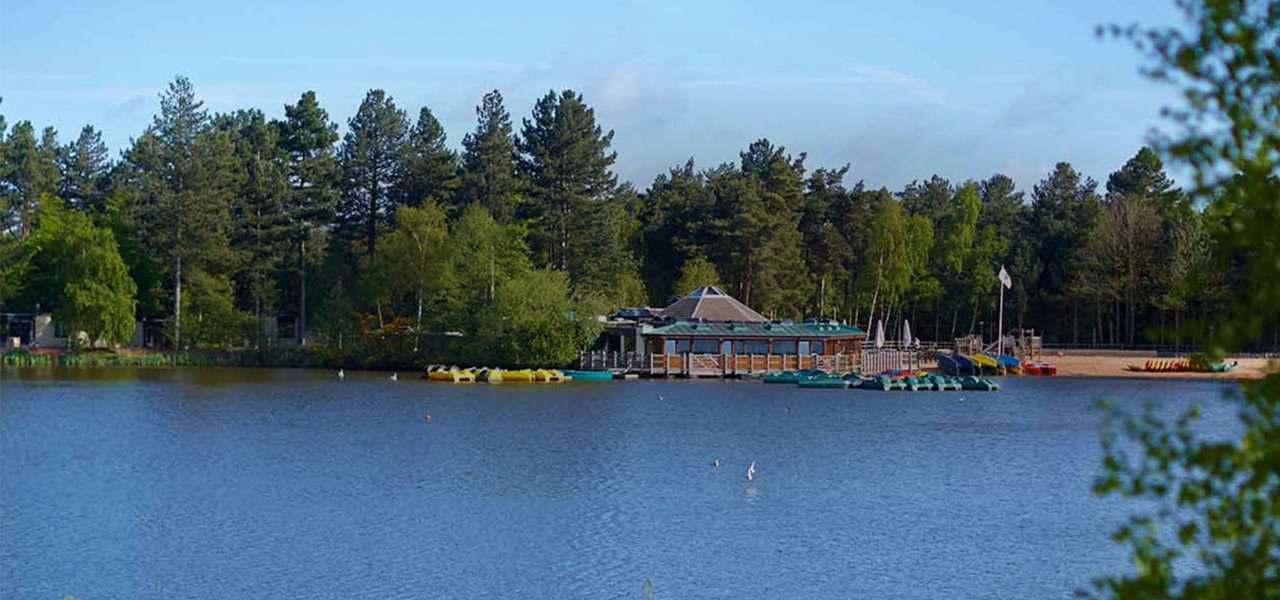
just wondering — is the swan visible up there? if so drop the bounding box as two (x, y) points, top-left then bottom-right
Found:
(337, 369), (345, 380)
(390, 372), (398, 381)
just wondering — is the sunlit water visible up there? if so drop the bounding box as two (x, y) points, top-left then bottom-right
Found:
(0, 367), (1239, 599)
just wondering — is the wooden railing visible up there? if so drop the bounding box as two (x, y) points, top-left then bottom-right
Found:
(578, 350), (645, 371)
(580, 350), (933, 377)
(859, 349), (921, 373)
(645, 353), (855, 376)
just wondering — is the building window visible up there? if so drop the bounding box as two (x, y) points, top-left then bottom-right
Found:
(733, 340), (748, 354)
(812, 340), (825, 354)
(693, 339), (719, 353)
(798, 341), (810, 355)
(54, 320), (67, 338)
(772, 340), (798, 355)
(675, 339), (692, 353)
(746, 340), (770, 354)
(663, 339), (676, 355)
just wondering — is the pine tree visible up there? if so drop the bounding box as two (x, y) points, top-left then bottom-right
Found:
(638, 159), (720, 304)
(398, 106), (459, 209)
(122, 75), (238, 348)
(60, 125), (111, 212)
(519, 89), (620, 279)
(460, 90), (519, 223)
(337, 89), (407, 258)
(221, 109), (290, 345)
(716, 139), (810, 318)
(1, 121), (60, 237)
(278, 90), (339, 343)
(1030, 162), (1100, 342)
(1105, 147), (1178, 205)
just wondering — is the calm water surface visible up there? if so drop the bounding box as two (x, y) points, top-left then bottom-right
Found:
(0, 368), (1239, 599)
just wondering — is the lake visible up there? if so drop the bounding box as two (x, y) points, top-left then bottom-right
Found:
(0, 368), (1239, 599)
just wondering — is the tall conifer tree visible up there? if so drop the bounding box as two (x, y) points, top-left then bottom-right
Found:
(460, 90), (519, 223)
(337, 89), (407, 258)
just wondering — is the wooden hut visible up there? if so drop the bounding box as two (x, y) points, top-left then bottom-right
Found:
(582, 286), (866, 376)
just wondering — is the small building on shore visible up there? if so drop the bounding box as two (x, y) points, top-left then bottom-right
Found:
(583, 286), (867, 376)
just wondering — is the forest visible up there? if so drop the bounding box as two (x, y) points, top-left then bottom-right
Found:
(0, 78), (1248, 366)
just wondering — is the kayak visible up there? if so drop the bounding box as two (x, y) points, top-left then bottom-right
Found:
(798, 375), (850, 389)
(763, 370), (800, 384)
(427, 367), (475, 383)
(534, 369), (565, 383)
(501, 369), (536, 382)
(562, 369), (614, 381)
(959, 376), (1000, 391)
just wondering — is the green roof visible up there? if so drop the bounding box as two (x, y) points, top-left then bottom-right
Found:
(642, 320), (864, 338)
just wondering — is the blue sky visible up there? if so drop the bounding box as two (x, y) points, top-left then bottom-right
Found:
(0, 0), (1182, 191)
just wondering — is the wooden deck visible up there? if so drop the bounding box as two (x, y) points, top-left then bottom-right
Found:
(579, 349), (920, 377)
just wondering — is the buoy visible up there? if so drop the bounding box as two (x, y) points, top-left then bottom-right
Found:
(423, 413), (432, 423)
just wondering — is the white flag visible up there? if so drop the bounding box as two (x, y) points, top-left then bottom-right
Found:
(998, 265), (1012, 289)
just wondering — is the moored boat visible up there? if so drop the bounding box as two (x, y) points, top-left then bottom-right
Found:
(958, 376), (999, 391)
(798, 374), (851, 389)
(763, 370), (800, 384)
(501, 369), (536, 382)
(562, 369), (614, 381)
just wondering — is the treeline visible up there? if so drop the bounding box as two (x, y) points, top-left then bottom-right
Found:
(0, 76), (1254, 366)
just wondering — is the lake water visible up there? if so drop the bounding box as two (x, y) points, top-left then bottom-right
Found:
(0, 368), (1240, 599)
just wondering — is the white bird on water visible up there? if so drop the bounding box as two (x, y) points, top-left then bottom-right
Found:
(337, 369), (345, 380)
(711, 458), (722, 467)
(746, 461), (756, 482)
(390, 372), (398, 381)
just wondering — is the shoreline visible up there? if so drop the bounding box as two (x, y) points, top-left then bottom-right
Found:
(3, 349), (1275, 381)
(1029, 354), (1274, 381)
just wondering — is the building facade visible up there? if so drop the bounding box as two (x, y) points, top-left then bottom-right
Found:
(583, 286), (866, 376)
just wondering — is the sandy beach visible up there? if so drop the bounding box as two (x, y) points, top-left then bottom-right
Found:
(1044, 354), (1275, 380)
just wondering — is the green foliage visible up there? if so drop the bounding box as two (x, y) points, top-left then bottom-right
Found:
(31, 199), (137, 347)
(469, 268), (584, 367)
(674, 254), (722, 298)
(447, 202), (532, 317)
(59, 125), (110, 212)
(278, 90), (340, 342)
(519, 89), (619, 275)
(179, 269), (248, 348)
(0, 120), (60, 237)
(1107, 147), (1179, 208)
(1088, 1), (1280, 597)
(380, 202), (451, 333)
(1074, 195), (1163, 345)
(337, 89), (408, 258)
(398, 107), (460, 209)
(460, 90), (520, 224)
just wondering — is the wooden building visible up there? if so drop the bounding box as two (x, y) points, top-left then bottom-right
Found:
(582, 286), (866, 376)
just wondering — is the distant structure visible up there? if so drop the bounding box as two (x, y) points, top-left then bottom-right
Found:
(582, 286), (867, 377)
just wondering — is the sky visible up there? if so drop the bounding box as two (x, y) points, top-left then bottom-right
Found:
(0, 0), (1184, 192)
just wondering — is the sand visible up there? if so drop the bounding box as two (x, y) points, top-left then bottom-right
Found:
(1044, 354), (1274, 380)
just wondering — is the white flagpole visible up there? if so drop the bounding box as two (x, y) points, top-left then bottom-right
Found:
(997, 275), (1006, 357)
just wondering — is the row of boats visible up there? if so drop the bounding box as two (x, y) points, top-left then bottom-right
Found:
(425, 366), (616, 383)
(1126, 358), (1238, 373)
(937, 353), (1058, 376)
(763, 369), (1000, 391)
